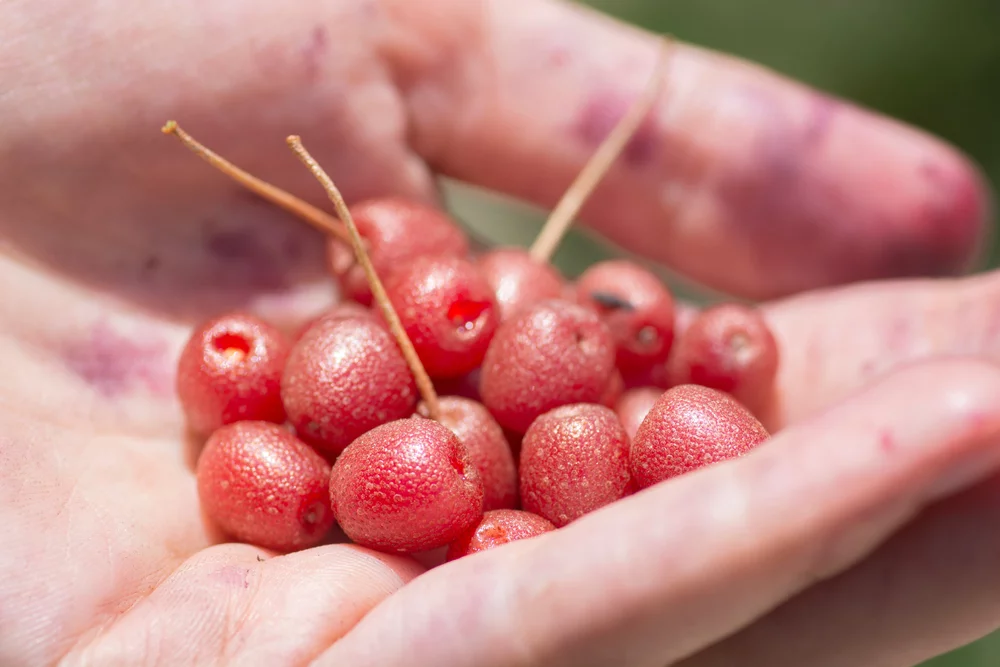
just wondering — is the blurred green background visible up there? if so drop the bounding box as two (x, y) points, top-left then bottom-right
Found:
(445, 1), (1000, 665)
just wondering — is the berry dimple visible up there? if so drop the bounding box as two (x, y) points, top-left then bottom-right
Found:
(420, 396), (518, 511)
(176, 312), (290, 435)
(197, 421), (335, 553)
(383, 256), (500, 379)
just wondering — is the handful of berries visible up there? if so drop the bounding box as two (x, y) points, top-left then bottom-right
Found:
(167, 38), (778, 565)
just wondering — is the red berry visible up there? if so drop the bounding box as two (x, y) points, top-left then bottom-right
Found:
(631, 384), (770, 488)
(480, 299), (616, 434)
(519, 404), (632, 527)
(382, 256), (499, 379)
(446, 509), (555, 561)
(671, 303), (778, 412)
(420, 396), (517, 511)
(196, 421), (334, 552)
(576, 260), (675, 375)
(176, 312), (290, 435)
(326, 197), (469, 305)
(330, 418), (484, 553)
(282, 316), (417, 458)
(615, 387), (663, 440)
(476, 248), (564, 321)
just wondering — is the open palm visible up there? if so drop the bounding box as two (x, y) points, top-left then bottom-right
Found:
(3, 1), (1000, 665)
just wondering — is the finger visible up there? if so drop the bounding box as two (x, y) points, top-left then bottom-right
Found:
(677, 472), (1000, 667)
(390, 0), (991, 298)
(759, 269), (1000, 430)
(316, 358), (1000, 667)
(66, 543), (424, 665)
(1, 0), (437, 323)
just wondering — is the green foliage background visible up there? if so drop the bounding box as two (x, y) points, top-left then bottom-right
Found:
(447, 1), (1000, 665)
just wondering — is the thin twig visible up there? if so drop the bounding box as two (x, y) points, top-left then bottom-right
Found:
(162, 121), (351, 244)
(529, 36), (674, 263)
(286, 135), (442, 421)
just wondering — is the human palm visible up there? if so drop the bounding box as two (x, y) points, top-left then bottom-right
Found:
(3, 0), (1000, 665)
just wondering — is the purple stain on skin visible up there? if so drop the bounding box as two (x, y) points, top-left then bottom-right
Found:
(574, 91), (660, 168)
(802, 92), (840, 147)
(61, 321), (174, 398)
(301, 25), (329, 82)
(213, 565), (252, 589)
(202, 221), (291, 290)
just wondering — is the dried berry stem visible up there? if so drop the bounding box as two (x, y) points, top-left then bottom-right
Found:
(528, 36), (673, 264)
(161, 121), (351, 244)
(287, 135), (442, 421)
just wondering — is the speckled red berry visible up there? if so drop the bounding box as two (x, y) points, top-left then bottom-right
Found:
(576, 260), (675, 376)
(420, 396), (517, 511)
(672, 303), (778, 412)
(282, 316), (417, 458)
(330, 418), (485, 553)
(382, 256), (499, 379)
(519, 403), (632, 527)
(476, 248), (564, 321)
(176, 312), (290, 435)
(291, 302), (376, 344)
(196, 421), (334, 552)
(631, 384), (770, 488)
(326, 197), (469, 305)
(446, 509), (555, 561)
(480, 299), (616, 434)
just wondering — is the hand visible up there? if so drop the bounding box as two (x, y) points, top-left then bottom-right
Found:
(1, 0), (997, 666)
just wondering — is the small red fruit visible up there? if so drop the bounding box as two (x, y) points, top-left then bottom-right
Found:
(330, 418), (485, 553)
(382, 256), (499, 379)
(600, 369), (625, 408)
(630, 384), (770, 488)
(327, 197), (469, 305)
(420, 396), (517, 511)
(476, 248), (564, 321)
(282, 316), (417, 458)
(576, 260), (675, 376)
(480, 299), (616, 434)
(616, 387), (663, 440)
(671, 303), (779, 413)
(519, 403), (632, 527)
(176, 312), (290, 435)
(446, 509), (555, 561)
(291, 302), (375, 344)
(196, 421), (334, 552)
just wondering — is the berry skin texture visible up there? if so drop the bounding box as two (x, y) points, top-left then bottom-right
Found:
(630, 384), (770, 489)
(330, 418), (485, 553)
(616, 387), (664, 440)
(419, 396), (518, 511)
(176, 312), (290, 436)
(382, 256), (499, 379)
(671, 303), (779, 412)
(196, 421), (334, 552)
(292, 302), (376, 344)
(326, 197), (469, 306)
(281, 316), (417, 458)
(519, 403), (632, 527)
(480, 299), (617, 434)
(446, 509), (555, 561)
(576, 260), (675, 376)
(476, 248), (564, 321)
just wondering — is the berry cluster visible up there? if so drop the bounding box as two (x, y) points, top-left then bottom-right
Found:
(166, 38), (779, 562)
